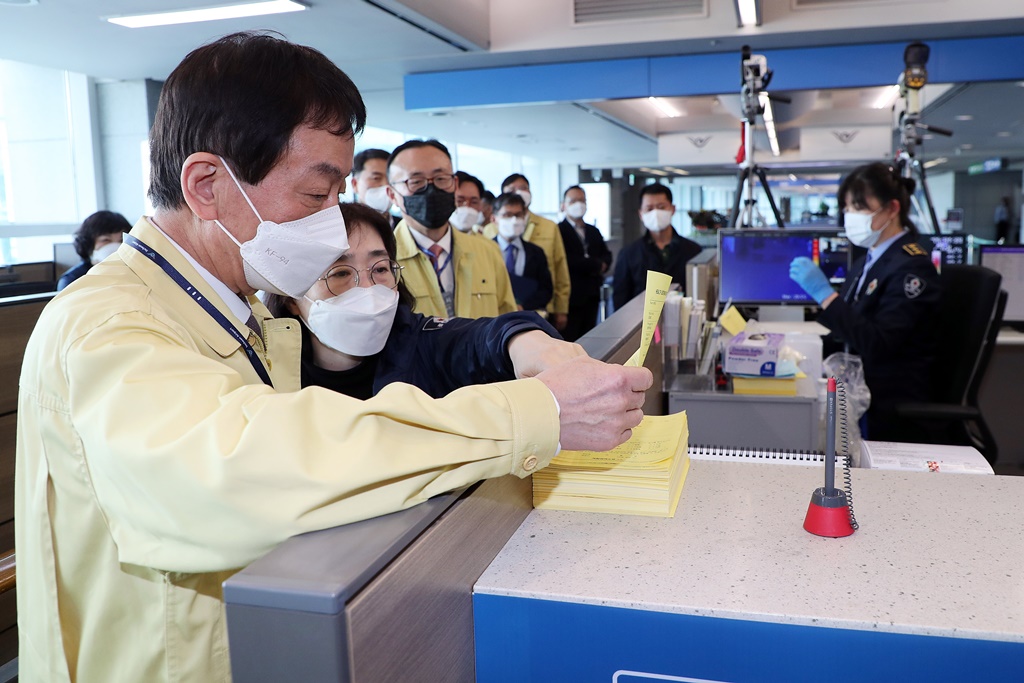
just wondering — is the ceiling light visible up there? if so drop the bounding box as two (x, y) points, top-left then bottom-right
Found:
(759, 92), (780, 157)
(106, 0), (306, 28)
(997, 131), (1012, 137)
(648, 97), (682, 118)
(638, 167), (671, 177)
(954, 115), (974, 121)
(665, 167), (691, 176)
(872, 84), (900, 109)
(960, 143), (973, 150)
(734, 0), (762, 27)
(923, 157), (947, 169)
(788, 174), (798, 181)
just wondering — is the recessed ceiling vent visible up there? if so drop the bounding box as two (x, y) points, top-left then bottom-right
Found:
(574, 0), (706, 24)
(0, 0), (39, 5)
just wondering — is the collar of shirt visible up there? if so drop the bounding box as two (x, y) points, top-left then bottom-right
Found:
(146, 216), (253, 324)
(865, 228), (909, 267)
(408, 223), (452, 257)
(496, 235), (524, 252)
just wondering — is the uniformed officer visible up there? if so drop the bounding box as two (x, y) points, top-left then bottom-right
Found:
(790, 162), (941, 442)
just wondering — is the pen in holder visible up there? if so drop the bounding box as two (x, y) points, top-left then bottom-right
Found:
(803, 377), (856, 538)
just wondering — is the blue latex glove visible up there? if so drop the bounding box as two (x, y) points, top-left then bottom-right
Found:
(789, 257), (834, 304)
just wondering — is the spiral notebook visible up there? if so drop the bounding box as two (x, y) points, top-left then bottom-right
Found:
(690, 444), (843, 466)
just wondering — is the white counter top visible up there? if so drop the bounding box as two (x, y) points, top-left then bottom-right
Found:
(477, 460), (1024, 643)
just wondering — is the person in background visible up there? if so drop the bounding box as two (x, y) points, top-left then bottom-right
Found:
(789, 161), (941, 442)
(388, 139), (516, 318)
(492, 193), (553, 313)
(451, 170), (487, 235)
(480, 190), (496, 227)
(994, 195), (1012, 244)
(483, 173), (571, 331)
(17, 32), (650, 683)
(558, 185), (613, 341)
(612, 183), (701, 310)
(265, 201), (561, 398)
(351, 148), (392, 215)
(57, 210), (130, 290)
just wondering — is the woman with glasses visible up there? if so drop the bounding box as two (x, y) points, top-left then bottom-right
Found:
(265, 202), (564, 399)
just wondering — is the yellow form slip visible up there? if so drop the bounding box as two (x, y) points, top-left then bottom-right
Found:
(534, 270), (691, 517)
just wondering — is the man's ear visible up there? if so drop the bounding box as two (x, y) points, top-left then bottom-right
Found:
(386, 185), (402, 210)
(181, 152), (227, 221)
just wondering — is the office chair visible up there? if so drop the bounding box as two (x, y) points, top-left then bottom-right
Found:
(892, 265), (1006, 463)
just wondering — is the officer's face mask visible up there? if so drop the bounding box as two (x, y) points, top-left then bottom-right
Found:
(449, 206), (482, 233)
(402, 183), (456, 231)
(214, 156), (349, 298)
(642, 208), (673, 233)
(360, 185), (392, 214)
(303, 284), (399, 357)
(843, 208), (887, 248)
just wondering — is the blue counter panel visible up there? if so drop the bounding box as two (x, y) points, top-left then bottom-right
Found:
(474, 594), (1024, 683)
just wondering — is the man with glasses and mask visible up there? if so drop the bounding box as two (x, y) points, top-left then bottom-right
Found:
(16, 33), (651, 683)
(388, 139), (517, 318)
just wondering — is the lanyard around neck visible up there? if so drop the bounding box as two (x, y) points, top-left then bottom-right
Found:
(124, 234), (274, 388)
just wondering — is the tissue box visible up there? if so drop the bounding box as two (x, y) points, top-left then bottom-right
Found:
(724, 332), (785, 377)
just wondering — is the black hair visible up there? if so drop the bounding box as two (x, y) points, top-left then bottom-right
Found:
(639, 183), (673, 204)
(481, 190), (496, 206)
(563, 185), (584, 201)
(148, 31), (366, 210)
(493, 192), (526, 214)
(838, 162), (919, 238)
(501, 173), (528, 191)
(353, 148), (390, 175)
(455, 171), (485, 197)
(74, 210), (131, 260)
(387, 139), (451, 173)
(264, 201), (414, 317)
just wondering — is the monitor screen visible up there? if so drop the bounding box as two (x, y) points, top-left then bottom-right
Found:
(718, 229), (851, 305)
(980, 245), (1024, 324)
(920, 234), (967, 271)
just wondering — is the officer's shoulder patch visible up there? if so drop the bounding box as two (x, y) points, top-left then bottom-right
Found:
(904, 273), (926, 299)
(422, 317), (449, 331)
(903, 243), (928, 257)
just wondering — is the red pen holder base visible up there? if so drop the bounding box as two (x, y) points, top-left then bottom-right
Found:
(803, 488), (855, 538)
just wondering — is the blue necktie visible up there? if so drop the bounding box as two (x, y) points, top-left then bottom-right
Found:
(505, 244), (518, 273)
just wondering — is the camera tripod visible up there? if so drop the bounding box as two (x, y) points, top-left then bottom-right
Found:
(729, 46), (786, 228)
(893, 108), (951, 235)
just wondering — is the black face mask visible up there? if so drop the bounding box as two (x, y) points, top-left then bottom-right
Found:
(403, 184), (456, 231)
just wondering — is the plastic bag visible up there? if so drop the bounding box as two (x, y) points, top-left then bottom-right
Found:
(823, 352), (871, 466)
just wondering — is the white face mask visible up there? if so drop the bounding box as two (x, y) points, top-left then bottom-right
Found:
(843, 209), (884, 248)
(215, 157), (349, 298)
(449, 206), (482, 233)
(514, 189), (532, 208)
(304, 284), (399, 357)
(90, 241), (120, 265)
(642, 208), (673, 233)
(497, 216), (526, 240)
(566, 201), (587, 220)
(360, 185), (392, 214)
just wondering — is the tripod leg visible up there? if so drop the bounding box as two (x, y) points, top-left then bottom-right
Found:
(755, 166), (785, 228)
(917, 162), (941, 234)
(730, 168), (750, 228)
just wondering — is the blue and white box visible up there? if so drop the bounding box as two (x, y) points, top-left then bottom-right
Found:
(724, 331), (785, 376)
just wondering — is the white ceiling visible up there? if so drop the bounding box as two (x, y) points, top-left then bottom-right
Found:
(2, 0), (1024, 175)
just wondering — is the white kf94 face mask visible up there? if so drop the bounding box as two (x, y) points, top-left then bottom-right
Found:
(842, 209), (884, 248)
(642, 208), (673, 233)
(214, 156), (349, 298)
(304, 284), (399, 357)
(449, 206), (482, 232)
(565, 201), (587, 219)
(360, 185), (392, 214)
(497, 216), (526, 240)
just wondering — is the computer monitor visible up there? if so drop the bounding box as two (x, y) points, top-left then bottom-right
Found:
(919, 234), (967, 272)
(979, 245), (1024, 328)
(718, 229), (851, 306)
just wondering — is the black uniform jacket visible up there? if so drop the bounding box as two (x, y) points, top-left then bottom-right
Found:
(817, 232), (942, 410)
(557, 218), (613, 305)
(612, 231), (702, 310)
(301, 306), (559, 399)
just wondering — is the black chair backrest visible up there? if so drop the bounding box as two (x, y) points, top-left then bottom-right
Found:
(930, 265), (1002, 405)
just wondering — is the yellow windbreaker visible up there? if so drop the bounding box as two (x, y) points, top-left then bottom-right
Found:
(15, 218), (559, 683)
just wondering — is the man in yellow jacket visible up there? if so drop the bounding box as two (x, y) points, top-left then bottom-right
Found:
(483, 173), (572, 331)
(388, 140), (517, 319)
(14, 32), (650, 683)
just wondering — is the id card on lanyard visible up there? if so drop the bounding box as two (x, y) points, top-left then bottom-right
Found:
(124, 234), (274, 388)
